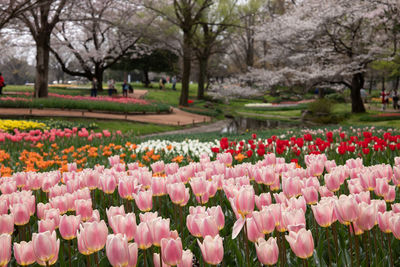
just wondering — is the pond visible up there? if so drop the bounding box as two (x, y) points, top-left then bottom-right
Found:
(221, 117), (293, 134)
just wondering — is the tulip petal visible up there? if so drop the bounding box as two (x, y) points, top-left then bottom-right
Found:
(232, 217), (245, 239)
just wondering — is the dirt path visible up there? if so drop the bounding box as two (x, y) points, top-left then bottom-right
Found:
(0, 107), (211, 126)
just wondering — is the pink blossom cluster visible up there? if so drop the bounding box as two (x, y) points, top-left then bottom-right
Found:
(0, 128), (120, 143)
(1, 152), (400, 266)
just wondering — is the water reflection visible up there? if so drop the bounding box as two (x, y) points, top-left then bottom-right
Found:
(221, 117), (286, 134)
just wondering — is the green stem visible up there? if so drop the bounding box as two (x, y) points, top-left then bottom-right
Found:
(363, 232), (369, 267)
(347, 224), (354, 267)
(351, 223), (360, 267)
(94, 251), (99, 267)
(144, 249), (147, 267)
(86, 255), (91, 267)
(326, 228), (331, 267)
(386, 233), (394, 267)
(160, 248), (162, 267)
(244, 221), (250, 267)
(331, 224), (339, 264)
(69, 240), (72, 267)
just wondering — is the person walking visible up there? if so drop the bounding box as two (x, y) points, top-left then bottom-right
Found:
(122, 80), (129, 97)
(91, 77), (97, 97)
(392, 90), (399, 110)
(0, 73), (5, 95)
(381, 88), (389, 110)
(171, 76), (177, 91)
(107, 79), (115, 96)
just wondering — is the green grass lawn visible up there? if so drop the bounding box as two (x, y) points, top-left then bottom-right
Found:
(33, 117), (181, 135)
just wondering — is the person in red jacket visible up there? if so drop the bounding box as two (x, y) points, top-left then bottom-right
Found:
(0, 73), (4, 95)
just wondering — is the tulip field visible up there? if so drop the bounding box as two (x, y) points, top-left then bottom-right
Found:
(2, 126), (400, 266)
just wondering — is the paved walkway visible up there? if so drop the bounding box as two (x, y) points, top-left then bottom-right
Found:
(0, 107), (211, 126)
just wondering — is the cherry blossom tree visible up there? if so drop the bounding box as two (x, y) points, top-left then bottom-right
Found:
(141, 0), (213, 106)
(18, 0), (72, 98)
(0, 0), (39, 30)
(50, 0), (152, 91)
(247, 0), (391, 113)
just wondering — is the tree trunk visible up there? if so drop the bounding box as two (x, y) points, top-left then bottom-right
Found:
(95, 70), (103, 91)
(179, 32), (191, 106)
(143, 69), (150, 88)
(318, 88), (324, 99)
(369, 74), (373, 94)
(382, 76), (385, 91)
(395, 76), (399, 92)
(351, 73), (366, 113)
(197, 56), (208, 99)
(34, 35), (50, 98)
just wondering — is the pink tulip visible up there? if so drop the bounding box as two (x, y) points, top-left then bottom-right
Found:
(246, 217), (264, 242)
(199, 216), (219, 238)
(354, 191), (371, 204)
(392, 203), (400, 213)
(49, 196), (68, 215)
(206, 206), (225, 230)
(287, 196), (307, 214)
(359, 171), (376, 191)
(375, 178), (389, 197)
(161, 237), (183, 266)
(78, 221), (108, 253)
(152, 177), (167, 197)
(37, 203), (52, 220)
(356, 203), (376, 231)
(43, 208), (60, 229)
(233, 185), (255, 218)
(187, 213), (206, 237)
(148, 218), (170, 246)
(99, 175), (117, 194)
(0, 234), (11, 266)
(389, 214), (400, 239)
(324, 173), (341, 192)
(311, 200), (336, 227)
(128, 242), (138, 267)
(75, 199), (93, 222)
(334, 195), (360, 225)
(0, 214), (13, 235)
(255, 237), (279, 266)
(151, 161), (165, 174)
(11, 203), (30, 226)
(319, 186), (334, 197)
(167, 182), (186, 204)
(378, 211), (392, 233)
(38, 218), (56, 233)
(32, 231), (60, 265)
(109, 213), (137, 242)
(181, 188), (190, 206)
(106, 234), (129, 267)
(282, 209), (306, 232)
(255, 193), (272, 210)
(140, 212), (158, 223)
(302, 187), (319, 205)
(0, 198), (8, 215)
(14, 241), (36, 266)
(59, 215), (81, 240)
(189, 177), (207, 197)
(197, 235), (224, 265)
(252, 208), (275, 234)
(106, 205), (126, 222)
(1, 181), (17, 194)
(135, 222), (153, 250)
(118, 177), (138, 200)
(282, 177), (303, 198)
(135, 190), (153, 212)
(384, 185), (396, 202)
(177, 249), (193, 267)
(285, 229), (314, 259)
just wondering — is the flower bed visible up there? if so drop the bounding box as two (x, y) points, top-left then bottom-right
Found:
(0, 119), (46, 132)
(0, 93), (170, 114)
(1, 146), (400, 266)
